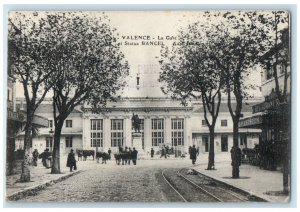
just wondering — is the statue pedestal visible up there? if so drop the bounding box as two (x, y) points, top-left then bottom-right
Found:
(132, 132), (146, 159)
(132, 132), (143, 151)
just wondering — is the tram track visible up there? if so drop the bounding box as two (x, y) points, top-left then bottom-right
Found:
(161, 166), (265, 202)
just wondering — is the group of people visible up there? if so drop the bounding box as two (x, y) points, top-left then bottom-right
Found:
(31, 148), (52, 168)
(160, 145), (172, 158)
(118, 146), (139, 165)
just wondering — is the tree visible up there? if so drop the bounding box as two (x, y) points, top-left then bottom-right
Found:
(42, 12), (129, 174)
(159, 23), (224, 170)
(8, 12), (59, 182)
(199, 11), (272, 178)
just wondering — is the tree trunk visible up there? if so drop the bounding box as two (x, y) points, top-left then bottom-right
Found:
(282, 104), (290, 194)
(282, 145), (289, 194)
(231, 119), (240, 178)
(20, 113), (33, 182)
(51, 122), (63, 174)
(207, 126), (215, 170)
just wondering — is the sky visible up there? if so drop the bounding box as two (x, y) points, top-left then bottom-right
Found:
(15, 11), (263, 98)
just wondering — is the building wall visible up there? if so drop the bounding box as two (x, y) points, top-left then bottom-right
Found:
(14, 104), (83, 156)
(16, 135), (83, 156)
(82, 109), (192, 154)
(14, 98), (261, 160)
(191, 111), (260, 161)
(261, 66), (291, 97)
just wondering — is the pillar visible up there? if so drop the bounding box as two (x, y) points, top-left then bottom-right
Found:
(144, 116), (152, 152)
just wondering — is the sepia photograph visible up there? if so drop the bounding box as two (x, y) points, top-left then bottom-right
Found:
(4, 7), (292, 206)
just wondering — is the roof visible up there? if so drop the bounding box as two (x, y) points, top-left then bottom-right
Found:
(84, 97), (192, 111)
(35, 104), (82, 114)
(192, 102), (259, 113)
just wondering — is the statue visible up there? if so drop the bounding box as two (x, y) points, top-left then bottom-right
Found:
(132, 113), (141, 133)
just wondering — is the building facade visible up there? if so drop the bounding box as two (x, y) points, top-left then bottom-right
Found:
(15, 97), (262, 162)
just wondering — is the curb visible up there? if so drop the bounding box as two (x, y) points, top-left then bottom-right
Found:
(192, 168), (268, 202)
(6, 170), (81, 201)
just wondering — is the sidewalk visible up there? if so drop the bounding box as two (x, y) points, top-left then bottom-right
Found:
(5, 156), (80, 201)
(193, 161), (290, 203)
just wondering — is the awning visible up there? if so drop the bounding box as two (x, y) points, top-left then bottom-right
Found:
(192, 128), (261, 133)
(238, 113), (265, 128)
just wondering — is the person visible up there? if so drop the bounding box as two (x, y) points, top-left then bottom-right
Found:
(150, 148), (154, 158)
(160, 147), (165, 158)
(165, 145), (169, 158)
(67, 149), (77, 172)
(196, 147), (200, 156)
(41, 148), (51, 168)
(32, 149), (39, 166)
(131, 147), (138, 165)
(188, 146), (192, 158)
(127, 147), (132, 165)
(190, 145), (197, 165)
(108, 148), (112, 160)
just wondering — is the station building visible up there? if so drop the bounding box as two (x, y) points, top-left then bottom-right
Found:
(15, 97), (262, 161)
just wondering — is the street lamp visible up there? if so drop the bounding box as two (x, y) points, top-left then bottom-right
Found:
(136, 73), (140, 90)
(49, 128), (54, 152)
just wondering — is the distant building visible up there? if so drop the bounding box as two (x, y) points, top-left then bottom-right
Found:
(15, 100), (83, 155)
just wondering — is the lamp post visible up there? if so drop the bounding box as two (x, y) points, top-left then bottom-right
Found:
(49, 128), (54, 152)
(136, 73), (140, 90)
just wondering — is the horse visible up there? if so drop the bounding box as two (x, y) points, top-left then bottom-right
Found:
(96, 152), (110, 164)
(76, 149), (95, 161)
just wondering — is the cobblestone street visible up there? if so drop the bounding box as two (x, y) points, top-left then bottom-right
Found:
(16, 158), (191, 202)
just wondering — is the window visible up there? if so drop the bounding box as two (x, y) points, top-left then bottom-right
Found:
(202, 120), (207, 126)
(152, 119), (164, 146)
(202, 135), (209, 152)
(46, 137), (53, 149)
(221, 135), (228, 152)
(65, 136), (73, 148)
(111, 119), (123, 147)
(91, 119), (103, 147)
(171, 119), (184, 146)
(266, 62), (273, 80)
(66, 120), (72, 128)
(221, 120), (227, 127)
(48, 120), (53, 128)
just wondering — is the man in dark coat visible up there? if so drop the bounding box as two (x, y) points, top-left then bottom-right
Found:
(131, 147), (138, 165)
(108, 148), (112, 160)
(127, 147), (132, 165)
(150, 148), (154, 158)
(32, 149), (39, 166)
(67, 149), (77, 172)
(160, 148), (165, 158)
(190, 145), (197, 165)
